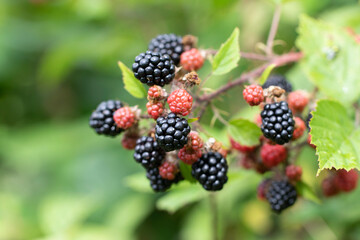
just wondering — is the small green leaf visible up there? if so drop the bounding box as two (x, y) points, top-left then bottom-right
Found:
(125, 173), (152, 193)
(212, 28), (240, 75)
(187, 117), (199, 124)
(310, 99), (360, 174)
(228, 119), (262, 146)
(179, 161), (197, 183)
(259, 64), (276, 85)
(156, 182), (207, 213)
(118, 61), (147, 99)
(296, 181), (321, 204)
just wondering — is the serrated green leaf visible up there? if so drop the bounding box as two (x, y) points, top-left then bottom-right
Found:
(228, 119), (262, 146)
(179, 161), (196, 183)
(296, 181), (321, 204)
(156, 182), (207, 213)
(310, 100), (360, 174)
(259, 64), (276, 85)
(212, 28), (240, 75)
(297, 15), (360, 104)
(118, 61), (147, 99)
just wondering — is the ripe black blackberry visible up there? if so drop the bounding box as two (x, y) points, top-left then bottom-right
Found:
(133, 136), (165, 169)
(155, 112), (191, 152)
(191, 152), (228, 191)
(261, 101), (295, 145)
(266, 180), (297, 213)
(148, 33), (184, 65)
(262, 74), (292, 92)
(89, 100), (123, 137)
(132, 51), (175, 87)
(146, 167), (183, 192)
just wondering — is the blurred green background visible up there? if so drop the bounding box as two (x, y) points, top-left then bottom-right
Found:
(1, 0), (360, 239)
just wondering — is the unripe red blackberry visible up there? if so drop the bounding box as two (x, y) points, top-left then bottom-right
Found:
(230, 138), (257, 153)
(147, 85), (165, 101)
(159, 161), (179, 180)
(148, 33), (184, 65)
(322, 177), (340, 197)
(239, 155), (255, 169)
(288, 90), (309, 114)
(178, 131), (203, 165)
(243, 85), (264, 106)
(266, 180), (297, 213)
(167, 89), (193, 116)
(260, 143), (287, 168)
(121, 132), (139, 150)
(292, 117), (306, 140)
(146, 101), (164, 120)
(285, 165), (302, 182)
(334, 169), (358, 192)
(257, 179), (270, 200)
(113, 107), (136, 130)
(180, 48), (204, 71)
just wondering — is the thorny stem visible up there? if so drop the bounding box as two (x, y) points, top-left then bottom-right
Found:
(265, 4), (282, 56)
(209, 193), (219, 240)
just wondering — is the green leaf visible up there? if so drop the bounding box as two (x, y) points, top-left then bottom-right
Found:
(297, 15), (360, 104)
(212, 28), (240, 75)
(156, 182), (207, 213)
(118, 61), (147, 99)
(296, 181), (321, 204)
(179, 161), (197, 183)
(259, 64), (276, 85)
(187, 117), (199, 124)
(228, 119), (262, 146)
(310, 99), (360, 174)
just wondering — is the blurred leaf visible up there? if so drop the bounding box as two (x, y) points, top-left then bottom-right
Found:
(179, 161), (197, 183)
(310, 100), (360, 174)
(157, 182), (207, 213)
(259, 64), (276, 85)
(228, 119), (262, 146)
(188, 117), (199, 123)
(212, 28), (240, 75)
(125, 172), (152, 193)
(296, 181), (321, 204)
(297, 15), (360, 105)
(118, 61), (147, 99)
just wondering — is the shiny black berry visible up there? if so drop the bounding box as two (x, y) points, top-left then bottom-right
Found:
(191, 152), (228, 191)
(266, 180), (297, 213)
(133, 136), (165, 169)
(262, 74), (292, 92)
(132, 51), (175, 87)
(261, 101), (295, 145)
(155, 112), (191, 152)
(146, 167), (183, 192)
(89, 100), (123, 137)
(148, 34), (184, 65)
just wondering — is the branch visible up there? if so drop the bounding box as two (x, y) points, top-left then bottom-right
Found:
(265, 4), (282, 56)
(206, 49), (271, 61)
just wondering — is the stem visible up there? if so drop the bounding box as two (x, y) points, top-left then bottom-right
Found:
(266, 4), (282, 56)
(209, 193), (219, 240)
(206, 49), (271, 61)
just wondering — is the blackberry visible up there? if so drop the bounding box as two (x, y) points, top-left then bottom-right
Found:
(146, 167), (183, 192)
(133, 136), (165, 169)
(89, 100), (123, 137)
(262, 74), (292, 92)
(148, 34), (184, 65)
(155, 112), (191, 152)
(261, 101), (295, 145)
(266, 180), (297, 213)
(191, 152), (228, 191)
(132, 51), (175, 87)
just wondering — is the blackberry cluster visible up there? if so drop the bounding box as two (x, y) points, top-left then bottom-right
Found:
(133, 136), (165, 169)
(155, 112), (191, 152)
(146, 167), (183, 192)
(261, 101), (295, 145)
(132, 51), (175, 87)
(191, 152), (228, 191)
(262, 74), (292, 92)
(89, 100), (123, 137)
(148, 34), (184, 65)
(266, 180), (297, 213)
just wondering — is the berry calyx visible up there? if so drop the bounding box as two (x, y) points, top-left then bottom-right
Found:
(146, 101), (164, 120)
(230, 138), (257, 153)
(243, 85), (264, 106)
(113, 107), (136, 130)
(285, 165), (302, 182)
(159, 161), (179, 180)
(288, 90), (309, 114)
(180, 48), (204, 71)
(334, 169), (358, 192)
(292, 117), (306, 140)
(260, 143), (287, 168)
(167, 89), (193, 116)
(266, 180), (297, 213)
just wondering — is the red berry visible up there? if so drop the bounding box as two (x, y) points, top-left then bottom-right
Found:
(178, 131), (203, 165)
(167, 89), (193, 116)
(288, 90), (309, 114)
(322, 177), (340, 197)
(334, 169), (358, 192)
(292, 117), (306, 140)
(254, 162), (269, 174)
(260, 143), (287, 168)
(307, 134), (316, 149)
(121, 133), (139, 150)
(147, 85), (164, 101)
(257, 179), (270, 200)
(113, 107), (136, 129)
(146, 101), (164, 120)
(180, 48), (204, 71)
(230, 138), (257, 153)
(159, 161), (179, 180)
(286, 165), (302, 182)
(239, 155), (255, 169)
(243, 85), (264, 106)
